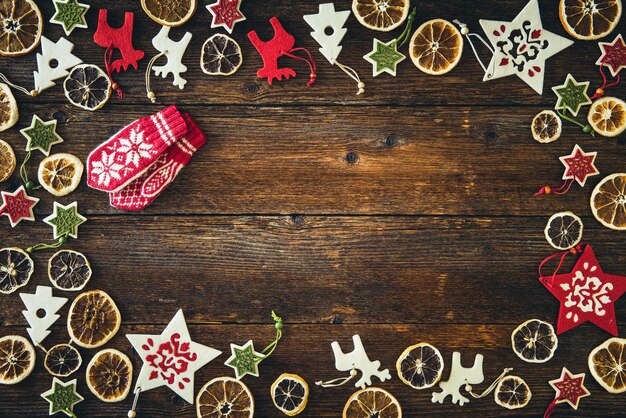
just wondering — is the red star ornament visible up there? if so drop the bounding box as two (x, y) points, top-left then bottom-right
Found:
(558, 144), (599, 187)
(207, 0), (246, 34)
(541, 245), (626, 335)
(0, 186), (40, 227)
(596, 34), (626, 77)
(548, 368), (590, 410)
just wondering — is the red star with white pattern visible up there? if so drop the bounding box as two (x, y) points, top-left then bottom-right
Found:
(558, 144), (599, 187)
(596, 34), (626, 77)
(0, 186), (40, 227)
(207, 0), (246, 34)
(548, 368), (590, 410)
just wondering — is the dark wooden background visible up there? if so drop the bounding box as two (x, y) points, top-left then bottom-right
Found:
(1, 1), (625, 416)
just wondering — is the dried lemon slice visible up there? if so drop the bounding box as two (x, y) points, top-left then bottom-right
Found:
(48, 250), (92, 291)
(587, 96), (626, 137)
(544, 212), (583, 251)
(201, 34), (243, 76)
(591, 173), (626, 230)
(588, 337), (626, 393)
(64, 64), (111, 111)
(86, 349), (133, 402)
(0, 335), (36, 384)
(38, 153), (84, 197)
(352, 0), (409, 32)
(0, 247), (34, 294)
(0, 83), (19, 132)
(494, 375), (532, 409)
(0, 139), (16, 183)
(0, 0), (43, 56)
(409, 19), (463, 75)
(271, 373), (309, 416)
(511, 319), (558, 363)
(396, 342), (444, 390)
(343, 387), (402, 418)
(44, 343), (82, 378)
(197, 376), (254, 418)
(559, 0), (622, 40)
(68, 290), (121, 348)
(531, 110), (562, 143)
(141, 0), (196, 26)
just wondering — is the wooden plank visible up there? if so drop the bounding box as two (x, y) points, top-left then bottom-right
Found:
(0, 0), (610, 107)
(2, 104), (623, 216)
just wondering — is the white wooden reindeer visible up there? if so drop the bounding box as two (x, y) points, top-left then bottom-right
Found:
(151, 27), (192, 89)
(331, 334), (391, 389)
(432, 352), (484, 406)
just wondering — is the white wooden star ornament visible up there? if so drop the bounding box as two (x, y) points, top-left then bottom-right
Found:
(34, 36), (83, 94)
(20, 286), (68, 346)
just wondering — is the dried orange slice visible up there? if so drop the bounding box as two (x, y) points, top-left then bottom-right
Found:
(396, 342), (444, 390)
(352, 0), (409, 32)
(587, 96), (626, 137)
(44, 343), (82, 378)
(197, 376), (254, 418)
(588, 337), (626, 393)
(0, 139), (16, 183)
(409, 19), (463, 75)
(531, 110), (562, 143)
(48, 250), (92, 291)
(591, 173), (626, 230)
(201, 34), (243, 76)
(0, 83), (19, 132)
(271, 373), (308, 416)
(38, 153), (84, 197)
(141, 0), (196, 26)
(0, 247), (34, 294)
(0, 335), (35, 384)
(512, 319), (558, 363)
(544, 212), (583, 251)
(86, 348), (133, 402)
(0, 0), (43, 56)
(559, 0), (622, 40)
(343, 387), (402, 418)
(68, 290), (121, 348)
(494, 375), (531, 409)
(64, 64), (111, 111)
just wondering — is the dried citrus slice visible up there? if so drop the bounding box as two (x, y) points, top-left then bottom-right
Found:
(38, 153), (84, 197)
(201, 34), (243, 76)
(531, 110), (562, 143)
(559, 0), (622, 40)
(511, 319), (558, 363)
(0, 83), (19, 132)
(86, 348), (133, 402)
(588, 337), (626, 393)
(343, 387), (402, 418)
(494, 375), (532, 409)
(0, 0), (43, 56)
(409, 19), (463, 75)
(141, 0), (196, 26)
(196, 376), (254, 418)
(271, 373), (309, 416)
(68, 290), (121, 348)
(0, 335), (35, 384)
(0, 247), (34, 294)
(352, 0), (409, 32)
(591, 173), (626, 230)
(396, 342), (444, 390)
(587, 96), (626, 137)
(0, 139), (16, 182)
(64, 64), (111, 111)
(44, 343), (82, 378)
(544, 212), (584, 251)
(48, 250), (92, 291)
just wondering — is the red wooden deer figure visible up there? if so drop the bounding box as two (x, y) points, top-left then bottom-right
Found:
(94, 10), (144, 73)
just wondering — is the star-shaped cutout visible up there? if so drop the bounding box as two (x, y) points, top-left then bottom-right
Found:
(20, 115), (64, 157)
(225, 340), (265, 379)
(552, 74), (592, 117)
(50, 0), (90, 36)
(548, 368), (590, 410)
(43, 202), (87, 240)
(41, 378), (84, 417)
(541, 245), (626, 335)
(558, 144), (599, 187)
(364, 38), (406, 77)
(207, 0), (246, 34)
(0, 186), (40, 228)
(596, 34), (626, 77)
(480, 0), (573, 94)
(127, 310), (221, 403)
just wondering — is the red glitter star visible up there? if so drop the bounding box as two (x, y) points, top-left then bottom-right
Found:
(559, 144), (599, 187)
(0, 186), (40, 228)
(207, 0), (246, 34)
(596, 34), (626, 77)
(549, 368), (590, 410)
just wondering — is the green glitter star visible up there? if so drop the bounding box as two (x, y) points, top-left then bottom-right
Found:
(363, 38), (406, 77)
(552, 74), (592, 117)
(43, 201), (87, 240)
(41, 378), (84, 417)
(50, 0), (90, 36)
(19, 115), (64, 157)
(225, 340), (265, 379)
